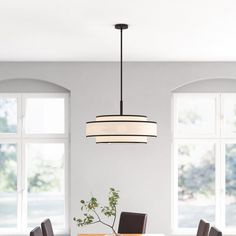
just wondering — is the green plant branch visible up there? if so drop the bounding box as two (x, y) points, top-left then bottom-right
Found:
(111, 205), (116, 228)
(73, 188), (119, 234)
(87, 221), (100, 225)
(93, 209), (116, 233)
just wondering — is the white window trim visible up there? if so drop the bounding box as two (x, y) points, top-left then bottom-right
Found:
(172, 93), (236, 234)
(0, 93), (70, 235)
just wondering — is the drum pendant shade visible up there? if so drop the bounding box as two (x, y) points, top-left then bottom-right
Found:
(86, 24), (157, 144)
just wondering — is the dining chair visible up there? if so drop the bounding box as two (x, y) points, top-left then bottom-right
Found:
(196, 219), (210, 236)
(118, 211), (147, 234)
(41, 219), (54, 236)
(30, 227), (43, 236)
(209, 226), (222, 236)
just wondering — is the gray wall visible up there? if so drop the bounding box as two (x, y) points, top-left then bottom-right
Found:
(0, 78), (69, 93)
(1, 62), (236, 236)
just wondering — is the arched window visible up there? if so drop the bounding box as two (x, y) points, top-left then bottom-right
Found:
(172, 79), (236, 233)
(0, 79), (69, 234)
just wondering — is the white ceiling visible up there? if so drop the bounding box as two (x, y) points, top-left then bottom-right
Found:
(0, 0), (236, 61)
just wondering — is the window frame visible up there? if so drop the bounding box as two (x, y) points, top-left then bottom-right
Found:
(172, 93), (236, 234)
(0, 93), (69, 235)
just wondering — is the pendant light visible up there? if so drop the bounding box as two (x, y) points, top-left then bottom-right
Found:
(86, 23), (157, 143)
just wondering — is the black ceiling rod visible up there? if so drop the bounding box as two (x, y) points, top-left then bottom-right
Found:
(115, 23), (128, 116)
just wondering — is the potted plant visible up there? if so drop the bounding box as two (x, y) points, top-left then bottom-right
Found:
(73, 188), (120, 234)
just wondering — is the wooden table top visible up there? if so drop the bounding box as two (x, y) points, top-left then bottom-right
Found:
(79, 234), (165, 236)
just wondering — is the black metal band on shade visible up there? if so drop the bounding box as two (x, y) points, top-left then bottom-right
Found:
(96, 141), (147, 144)
(86, 134), (157, 137)
(86, 120), (157, 124)
(96, 114), (147, 118)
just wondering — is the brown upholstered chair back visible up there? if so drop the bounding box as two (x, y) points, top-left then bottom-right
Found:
(209, 227), (222, 236)
(30, 227), (43, 236)
(118, 211), (147, 234)
(41, 219), (54, 236)
(196, 219), (210, 236)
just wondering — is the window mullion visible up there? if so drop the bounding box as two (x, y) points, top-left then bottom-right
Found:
(64, 141), (69, 232)
(21, 140), (28, 231)
(172, 140), (179, 232)
(21, 95), (27, 231)
(19, 94), (27, 232)
(215, 139), (223, 228)
(215, 94), (226, 229)
(220, 141), (226, 229)
(16, 95), (23, 232)
(219, 93), (226, 230)
(17, 139), (22, 232)
(215, 94), (221, 227)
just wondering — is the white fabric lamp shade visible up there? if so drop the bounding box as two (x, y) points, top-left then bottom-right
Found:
(86, 115), (157, 143)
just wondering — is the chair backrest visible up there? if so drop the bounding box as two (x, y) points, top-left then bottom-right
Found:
(30, 227), (43, 236)
(41, 219), (54, 236)
(196, 219), (210, 236)
(209, 227), (222, 236)
(118, 211), (147, 234)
